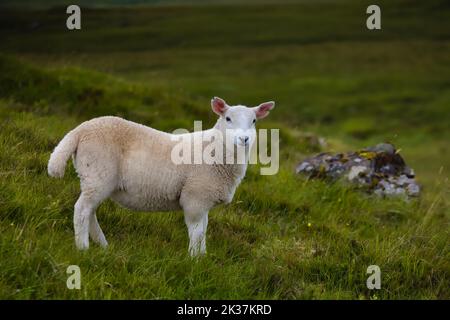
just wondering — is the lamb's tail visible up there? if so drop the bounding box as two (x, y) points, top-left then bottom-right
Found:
(48, 128), (80, 178)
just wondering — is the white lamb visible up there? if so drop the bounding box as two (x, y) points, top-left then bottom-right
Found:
(48, 97), (275, 256)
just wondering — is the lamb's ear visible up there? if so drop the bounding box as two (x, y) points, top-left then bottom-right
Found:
(254, 101), (275, 119)
(211, 97), (229, 116)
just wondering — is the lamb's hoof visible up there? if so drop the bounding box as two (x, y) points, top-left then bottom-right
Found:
(189, 249), (207, 258)
(75, 240), (89, 251)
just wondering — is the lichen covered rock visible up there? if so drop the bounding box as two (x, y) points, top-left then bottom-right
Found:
(296, 143), (420, 198)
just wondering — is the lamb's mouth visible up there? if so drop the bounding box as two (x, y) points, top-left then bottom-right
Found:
(237, 142), (249, 147)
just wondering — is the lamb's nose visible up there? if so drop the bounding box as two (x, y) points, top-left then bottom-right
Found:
(240, 136), (249, 144)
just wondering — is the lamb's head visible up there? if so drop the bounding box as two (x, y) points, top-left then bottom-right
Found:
(211, 97), (275, 149)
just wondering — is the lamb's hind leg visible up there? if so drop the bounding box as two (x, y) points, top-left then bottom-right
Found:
(74, 188), (112, 250)
(73, 141), (118, 250)
(74, 193), (96, 250)
(89, 213), (108, 248)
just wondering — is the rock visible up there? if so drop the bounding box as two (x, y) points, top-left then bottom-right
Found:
(406, 183), (420, 197)
(366, 143), (396, 155)
(296, 143), (420, 198)
(348, 166), (368, 181)
(396, 175), (410, 186)
(296, 162), (310, 173)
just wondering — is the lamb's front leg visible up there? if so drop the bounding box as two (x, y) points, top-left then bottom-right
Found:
(201, 213), (208, 253)
(184, 211), (208, 257)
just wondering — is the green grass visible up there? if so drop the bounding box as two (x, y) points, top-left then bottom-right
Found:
(0, 0), (449, 299)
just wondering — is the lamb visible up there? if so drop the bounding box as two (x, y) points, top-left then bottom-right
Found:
(47, 97), (275, 256)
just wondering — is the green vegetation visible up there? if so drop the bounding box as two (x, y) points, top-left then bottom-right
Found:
(0, 0), (449, 299)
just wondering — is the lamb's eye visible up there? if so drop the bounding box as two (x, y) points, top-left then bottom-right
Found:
(226, 117), (231, 122)
(252, 119), (256, 124)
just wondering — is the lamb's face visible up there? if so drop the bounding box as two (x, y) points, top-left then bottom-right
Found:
(211, 97), (275, 148)
(221, 106), (257, 147)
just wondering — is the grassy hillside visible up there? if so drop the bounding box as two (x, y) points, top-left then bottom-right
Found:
(0, 1), (449, 299)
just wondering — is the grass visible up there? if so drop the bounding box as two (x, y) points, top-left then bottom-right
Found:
(0, 0), (449, 299)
